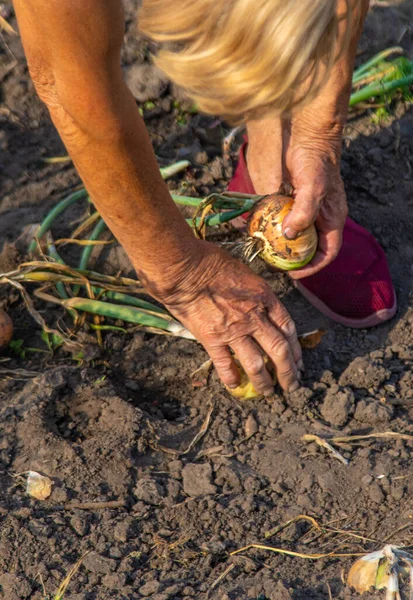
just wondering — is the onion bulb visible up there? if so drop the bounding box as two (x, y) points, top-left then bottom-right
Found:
(26, 471), (53, 500)
(246, 193), (317, 271)
(347, 545), (413, 597)
(226, 357), (276, 401)
(0, 309), (13, 349)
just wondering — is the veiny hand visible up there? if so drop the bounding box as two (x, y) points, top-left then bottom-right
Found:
(247, 114), (348, 280)
(281, 114), (348, 280)
(155, 242), (302, 395)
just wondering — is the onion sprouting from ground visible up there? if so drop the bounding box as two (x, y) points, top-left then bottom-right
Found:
(347, 545), (413, 598)
(246, 191), (317, 271)
(0, 309), (13, 349)
(226, 357), (276, 401)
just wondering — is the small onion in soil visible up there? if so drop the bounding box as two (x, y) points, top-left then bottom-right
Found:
(0, 309), (13, 349)
(225, 357), (276, 401)
(347, 545), (413, 598)
(247, 193), (317, 271)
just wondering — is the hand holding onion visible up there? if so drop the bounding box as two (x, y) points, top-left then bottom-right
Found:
(156, 242), (302, 395)
(222, 189), (316, 400)
(226, 356), (276, 400)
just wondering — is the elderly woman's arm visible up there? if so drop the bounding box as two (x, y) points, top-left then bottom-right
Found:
(247, 0), (370, 277)
(13, 0), (302, 394)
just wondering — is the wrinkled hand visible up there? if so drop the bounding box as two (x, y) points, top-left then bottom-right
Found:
(156, 242), (302, 395)
(281, 114), (348, 279)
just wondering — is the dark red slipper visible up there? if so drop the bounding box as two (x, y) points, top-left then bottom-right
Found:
(228, 143), (397, 328)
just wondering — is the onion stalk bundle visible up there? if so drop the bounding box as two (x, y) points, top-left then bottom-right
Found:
(244, 189), (318, 271)
(350, 48), (413, 108)
(15, 164), (319, 354)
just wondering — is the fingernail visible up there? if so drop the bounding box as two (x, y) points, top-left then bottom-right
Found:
(297, 359), (304, 371)
(264, 387), (275, 398)
(228, 382), (239, 389)
(283, 227), (298, 240)
(288, 381), (300, 393)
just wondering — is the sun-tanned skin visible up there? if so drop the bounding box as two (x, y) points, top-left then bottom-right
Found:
(13, 0), (368, 397)
(247, 0), (370, 278)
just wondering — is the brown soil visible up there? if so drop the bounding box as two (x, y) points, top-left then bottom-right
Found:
(1, 2), (413, 599)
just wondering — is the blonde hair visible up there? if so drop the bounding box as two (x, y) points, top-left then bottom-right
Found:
(138, 0), (352, 122)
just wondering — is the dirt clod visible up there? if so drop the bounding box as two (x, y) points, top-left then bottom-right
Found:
(83, 552), (117, 575)
(321, 385), (355, 427)
(70, 514), (89, 537)
(139, 580), (161, 596)
(134, 477), (164, 505)
(0, 574), (32, 600)
(339, 357), (391, 389)
(354, 399), (394, 423)
(288, 386), (313, 410)
(182, 463), (217, 497)
(369, 483), (385, 504)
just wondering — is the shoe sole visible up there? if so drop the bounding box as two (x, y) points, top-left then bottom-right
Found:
(294, 280), (397, 329)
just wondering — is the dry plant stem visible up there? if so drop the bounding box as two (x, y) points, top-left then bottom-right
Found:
(302, 434), (349, 466)
(331, 432), (413, 445)
(265, 515), (321, 540)
(302, 432), (413, 468)
(393, 473), (413, 481)
(55, 238), (114, 247)
(62, 501), (125, 510)
(210, 563), (236, 591)
(265, 515), (376, 547)
(0, 367), (40, 379)
(381, 523), (413, 545)
(42, 155), (71, 164)
(230, 544), (363, 559)
(352, 47), (403, 81)
(3, 262), (143, 293)
(0, 15), (18, 35)
(326, 582), (333, 600)
(70, 211), (101, 240)
(53, 553), (88, 600)
(0, 277), (79, 349)
(36, 573), (47, 597)
(23, 273), (140, 295)
(190, 359), (213, 387)
(156, 403), (214, 456)
(322, 528), (377, 545)
(195, 445), (233, 460)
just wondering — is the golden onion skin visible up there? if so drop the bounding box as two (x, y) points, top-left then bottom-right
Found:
(225, 357), (276, 401)
(247, 193), (317, 271)
(0, 309), (13, 349)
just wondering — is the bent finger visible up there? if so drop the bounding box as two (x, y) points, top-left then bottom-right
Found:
(267, 301), (302, 369)
(288, 227), (342, 279)
(231, 337), (275, 397)
(208, 345), (240, 389)
(282, 186), (320, 240)
(254, 322), (300, 393)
